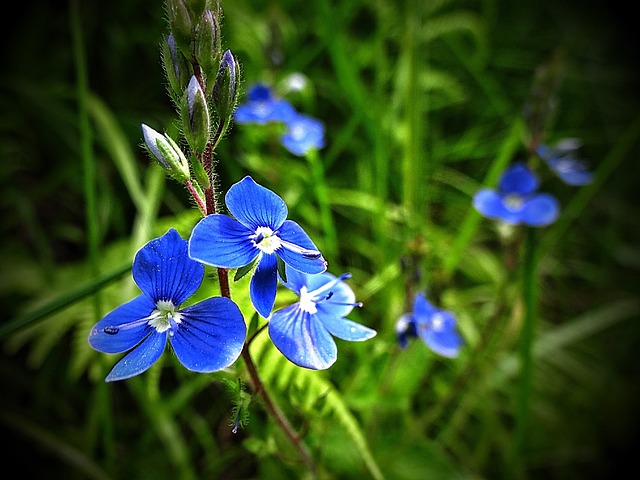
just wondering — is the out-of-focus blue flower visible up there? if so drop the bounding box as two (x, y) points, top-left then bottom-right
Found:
(88, 229), (246, 382)
(536, 138), (594, 186)
(473, 162), (560, 227)
(234, 83), (296, 124)
(395, 293), (462, 358)
(269, 269), (376, 369)
(280, 113), (326, 156)
(189, 176), (327, 318)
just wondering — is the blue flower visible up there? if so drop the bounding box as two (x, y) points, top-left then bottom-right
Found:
(188, 176), (327, 318)
(395, 293), (462, 358)
(88, 229), (246, 382)
(280, 113), (326, 156)
(269, 269), (376, 370)
(473, 162), (560, 227)
(234, 83), (296, 124)
(536, 138), (594, 186)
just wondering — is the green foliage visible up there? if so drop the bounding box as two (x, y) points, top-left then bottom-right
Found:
(2, 0), (640, 479)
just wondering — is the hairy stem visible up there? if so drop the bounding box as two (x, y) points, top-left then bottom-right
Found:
(192, 50), (316, 476)
(240, 346), (317, 475)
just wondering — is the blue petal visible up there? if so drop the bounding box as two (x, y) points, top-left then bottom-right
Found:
(280, 114), (326, 156)
(422, 327), (462, 358)
(277, 220), (327, 274)
(474, 189), (511, 222)
(247, 83), (272, 101)
(548, 157), (594, 186)
(250, 253), (278, 317)
(225, 176), (288, 231)
(269, 304), (337, 370)
(499, 163), (538, 195)
(313, 273), (357, 318)
(521, 193), (560, 227)
(189, 214), (258, 268)
(318, 314), (376, 341)
(88, 294), (156, 354)
(412, 293), (439, 325)
(105, 331), (167, 381)
(133, 228), (204, 305)
(278, 266), (306, 294)
(170, 297), (246, 372)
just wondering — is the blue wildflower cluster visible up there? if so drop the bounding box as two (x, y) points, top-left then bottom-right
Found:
(90, 175), (376, 379)
(473, 143), (593, 227)
(87, 3), (374, 382)
(234, 83), (326, 156)
(473, 162), (560, 227)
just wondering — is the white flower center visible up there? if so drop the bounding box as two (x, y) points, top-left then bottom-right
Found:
(504, 194), (524, 211)
(298, 286), (318, 314)
(290, 124), (305, 140)
(253, 226), (282, 254)
(148, 300), (182, 334)
(430, 312), (446, 331)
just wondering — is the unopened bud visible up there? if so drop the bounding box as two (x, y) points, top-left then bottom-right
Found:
(213, 50), (240, 126)
(166, 0), (193, 56)
(185, 0), (206, 18)
(195, 10), (221, 76)
(190, 154), (210, 189)
(162, 34), (191, 99)
(181, 76), (210, 153)
(141, 124), (191, 182)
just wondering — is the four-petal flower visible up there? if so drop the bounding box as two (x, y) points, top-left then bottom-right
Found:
(234, 83), (296, 124)
(395, 293), (462, 358)
(473, 162), (560, 227)
(189, 176), (327, 318)
(280, 113), (326, 156)
(88, 229), (247, 382)
(269, 269), (376, 370)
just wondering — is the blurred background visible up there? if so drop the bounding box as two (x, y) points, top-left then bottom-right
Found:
(2, 0), (639, 478)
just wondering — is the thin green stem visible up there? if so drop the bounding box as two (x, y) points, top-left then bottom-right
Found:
(443, 118), (525, 277)
(240, 346), (317, 476)
(70, 0), (101, 319)
(511, 227), (539, 477)
(306, 149), (338, 259)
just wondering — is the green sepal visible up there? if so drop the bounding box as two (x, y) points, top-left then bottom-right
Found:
(212, 50), (239, 130)
(155, 134), (190, 182)
(195, 9), (221, 77)
(185, 0), (206, 18)
(181, 76), (211, 154)
(162, 34), (191, 101)
(277, 256), (287, 283)
(246, 312), (261, 340)
(234, 256), (259, 282)
(166, 0), (193, 57)
(190, 155), (210, 189)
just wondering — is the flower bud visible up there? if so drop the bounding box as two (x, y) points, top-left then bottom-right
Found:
(162, 34), (191, 99)
(212, 50), (240, 126)
(181, 76), (210, 153)
(195, 10), (221, 76)
(166, 0), (193, 56)
(141, 124), (191, 182)
(185, 0), (206, 18)
(189, 154), (210, 189)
